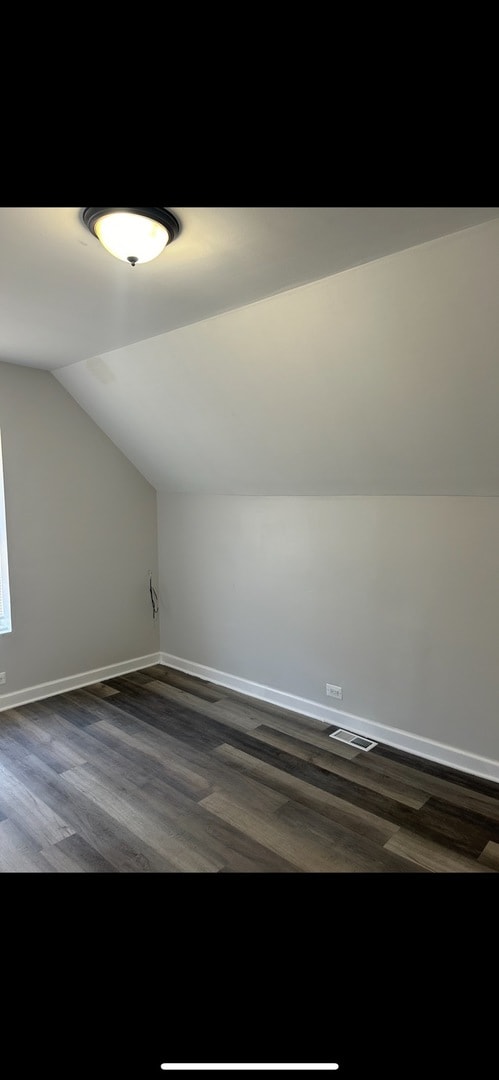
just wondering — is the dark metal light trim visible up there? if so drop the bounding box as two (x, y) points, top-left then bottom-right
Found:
(82, 207), (181, 246)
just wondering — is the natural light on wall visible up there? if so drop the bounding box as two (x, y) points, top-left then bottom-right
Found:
(0, 431), (12, 634)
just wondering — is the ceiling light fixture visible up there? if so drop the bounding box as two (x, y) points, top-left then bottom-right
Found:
(82, 207), (180, 268)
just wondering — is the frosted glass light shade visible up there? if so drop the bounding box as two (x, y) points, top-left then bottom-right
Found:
(82, 207), (180, 267)
(94, 212), (168, 264)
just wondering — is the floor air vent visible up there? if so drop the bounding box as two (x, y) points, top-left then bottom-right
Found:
(329, 728), (377, 751)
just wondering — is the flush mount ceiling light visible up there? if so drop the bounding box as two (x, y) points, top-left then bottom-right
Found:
(82, 207), (180, 268)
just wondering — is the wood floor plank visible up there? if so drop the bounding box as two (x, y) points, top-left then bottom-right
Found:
(85, 682), (120, 698)
(146, 678), (358, 760)
(166, 807), (299, 874)
(95, 682), (226, 751)
(210, 726), (416, 823)
(169, 689), (360, 759)
(0, 706), (87, 761)
(61, 699), (221, 779)
(133, 772), (295, 873)
(349, 747), (499, 823)
(477, 840), (499, 870)
(0, 746), (180, 873)
(0, 759), (75, 847)
(0, 716), (87, 773)
(251, 725), (430, 808)
(62, 763), (223, 872)
(215, 693), (361, 751)
(253, 717), (361, 759)
(125, 666), (223, 702)
(111, 670), (156, 688)
(384, 829), (495, 873)
(0, 820), (54, 873)
(205, 717), (499, 861)
(16, 701), (197, 798)
(372, 742), (499, 799)
(207, 684), (334, 728)
(90, 718), (289, 817)
(40, 833), (117, 873)
(1, 662), (498, 873)
(88, 718), (213, 800)
(144, 679), (263, 731)
(276, 801), (427, 873)
(214, 743), (400, 846)
(199, 789), (366, 872)
(41, 693), (98, 729)
(58, 737), (204, 823)
(403, 796), (499, 859)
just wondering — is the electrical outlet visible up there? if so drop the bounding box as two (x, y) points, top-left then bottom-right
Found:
(0, 672), (6, 685)
(326, 683), (342, 700)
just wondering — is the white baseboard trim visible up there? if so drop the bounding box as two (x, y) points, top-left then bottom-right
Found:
(160, 651), (499, 784)
(0, 653), (162, 712)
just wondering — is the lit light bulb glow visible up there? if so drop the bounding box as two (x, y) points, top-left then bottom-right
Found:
(94, 212), (168, 264)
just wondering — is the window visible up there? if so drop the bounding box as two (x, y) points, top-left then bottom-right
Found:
(0, 431), (12, 634)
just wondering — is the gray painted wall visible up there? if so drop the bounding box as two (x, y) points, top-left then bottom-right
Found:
(0, 361), (159, 696)
(158, 495), (499, 762)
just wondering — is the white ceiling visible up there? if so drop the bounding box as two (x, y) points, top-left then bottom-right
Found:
(2, 207), (499, 496)
(1, 206), (498, 370)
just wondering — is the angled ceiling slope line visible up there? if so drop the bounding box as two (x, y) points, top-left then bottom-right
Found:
(54, 218), (499, 498)
(0, 206), (498, 370)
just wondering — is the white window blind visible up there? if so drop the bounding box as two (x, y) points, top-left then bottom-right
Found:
(0, 430), (12, 634)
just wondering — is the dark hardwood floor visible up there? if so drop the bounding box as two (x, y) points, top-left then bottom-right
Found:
(0, 663), (498, 872)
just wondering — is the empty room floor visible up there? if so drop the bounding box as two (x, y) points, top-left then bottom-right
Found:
(0, 664), (498, 872)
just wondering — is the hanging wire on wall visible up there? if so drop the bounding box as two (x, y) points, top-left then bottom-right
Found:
(149, 574), (159, 619)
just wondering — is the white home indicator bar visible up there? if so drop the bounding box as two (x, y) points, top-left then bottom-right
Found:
(160, 1067), (339, 1072)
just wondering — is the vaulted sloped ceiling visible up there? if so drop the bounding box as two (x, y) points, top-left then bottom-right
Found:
(55, 218), (499, 496)
(2, 206), (498, 371)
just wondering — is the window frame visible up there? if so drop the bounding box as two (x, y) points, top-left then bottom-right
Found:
(0, 430), (12, 635)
